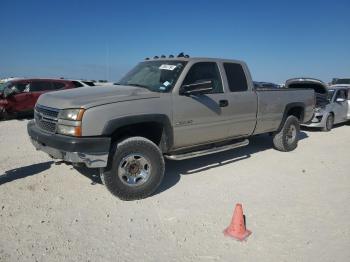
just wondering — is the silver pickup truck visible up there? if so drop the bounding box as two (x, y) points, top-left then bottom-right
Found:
(27, 56), (315, 200)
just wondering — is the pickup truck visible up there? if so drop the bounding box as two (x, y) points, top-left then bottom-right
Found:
(27, 56), (315, 200)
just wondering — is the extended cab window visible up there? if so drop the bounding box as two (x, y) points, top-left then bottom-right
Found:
(30, 81), (54, 92)
(182, 62), (223, 93)
(223, 63), (248, 92)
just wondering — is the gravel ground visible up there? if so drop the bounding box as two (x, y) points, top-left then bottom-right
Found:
(0, 119), (349, 262)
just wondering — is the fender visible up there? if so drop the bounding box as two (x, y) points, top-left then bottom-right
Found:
(102, 114), (174, 152)
(277, 102), (305, 131)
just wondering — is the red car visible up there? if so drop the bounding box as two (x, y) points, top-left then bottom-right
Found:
(0, 79), (81, 119)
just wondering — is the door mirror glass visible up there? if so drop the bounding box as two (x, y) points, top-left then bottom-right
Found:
(180, 80), (213, 96)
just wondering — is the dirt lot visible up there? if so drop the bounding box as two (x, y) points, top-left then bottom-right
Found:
(0, 119), (349, 262)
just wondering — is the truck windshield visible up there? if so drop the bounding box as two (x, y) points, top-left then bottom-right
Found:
(117, 60), (187, 92)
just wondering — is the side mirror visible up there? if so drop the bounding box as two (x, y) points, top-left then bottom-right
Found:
(336, 97), (346, 102)
(180, 80), (213, 96)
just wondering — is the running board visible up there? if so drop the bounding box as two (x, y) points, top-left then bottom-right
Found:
(165, 139), (249, 160)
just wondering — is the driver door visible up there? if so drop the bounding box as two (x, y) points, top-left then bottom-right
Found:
(172, 62), (231, 149)
(7, 81), (32, 113)
(333, 89), (348, 123)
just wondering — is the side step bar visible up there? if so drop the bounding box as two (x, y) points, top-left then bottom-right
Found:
(165, 139), (249, 160)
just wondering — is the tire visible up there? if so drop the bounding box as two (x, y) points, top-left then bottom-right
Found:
(272, 115), (300, 152)
(0, 108), (9, 121)
(322, 114), (334, 132)
(100, 137), (165, 200)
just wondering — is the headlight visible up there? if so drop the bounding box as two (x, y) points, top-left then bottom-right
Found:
(57, 108), (85, 136)
(57, 124), (82, 136)
(58, 108), (85, 121)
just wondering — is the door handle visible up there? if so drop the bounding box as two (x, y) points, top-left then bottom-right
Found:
(219, 100), (229, 107)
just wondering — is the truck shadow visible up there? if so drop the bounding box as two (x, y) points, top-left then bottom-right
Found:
(154, 132), (308, 195)
(71, 132), (309, 194)
(0, 161), (54, 186)
(0, 132), (309, 196)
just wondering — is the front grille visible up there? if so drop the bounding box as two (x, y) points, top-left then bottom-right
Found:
(34, 105), (59, 133)
(36, 105), (59, 118)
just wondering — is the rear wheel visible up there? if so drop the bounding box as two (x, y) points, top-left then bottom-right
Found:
(0, 108), (9, 120)
(322, 114), (334, 132)
(100, 137), (165, 200)
(272, 115), (300, 152)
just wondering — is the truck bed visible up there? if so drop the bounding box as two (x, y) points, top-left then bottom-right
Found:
(253, 88), (315, 135)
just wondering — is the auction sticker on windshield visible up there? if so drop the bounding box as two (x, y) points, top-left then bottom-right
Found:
(159, 64), (177, 70)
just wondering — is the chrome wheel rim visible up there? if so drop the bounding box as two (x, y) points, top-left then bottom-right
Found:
(286, 125), (297, 144)
(118, 154), (151, 187)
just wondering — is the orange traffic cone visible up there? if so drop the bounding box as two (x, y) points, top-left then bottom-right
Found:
(224, 203), (251, 241)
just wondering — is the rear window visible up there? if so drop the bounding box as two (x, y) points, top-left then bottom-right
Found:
(72, 81), (84, 88)
(53, 82), (66, 89)
(82, 81), (95, 86)
(223, 63), (248, 92)
(30, 81), (54, 92)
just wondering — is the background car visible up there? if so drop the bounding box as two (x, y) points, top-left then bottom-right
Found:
(253, 81), (281, 89)
(0, 79), (80, 119)
(305, 86), (349, 131)
(332, 78), (350, 85)
(68, 80), (99, 87)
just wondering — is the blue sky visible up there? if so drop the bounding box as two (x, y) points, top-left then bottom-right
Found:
(1, 0), (349, 83)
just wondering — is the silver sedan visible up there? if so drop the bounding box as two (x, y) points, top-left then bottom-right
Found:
(303, 86), (350, 131)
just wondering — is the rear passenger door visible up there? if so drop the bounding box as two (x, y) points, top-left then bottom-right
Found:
(221, 62), (257, 137)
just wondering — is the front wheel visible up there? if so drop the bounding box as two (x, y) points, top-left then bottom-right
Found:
(322, 114), (334, 132)
(100, 137), (165, 200)
(272, 115), (300, 152)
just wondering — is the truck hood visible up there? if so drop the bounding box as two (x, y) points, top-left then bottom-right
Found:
(37, 85), (160, 109)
